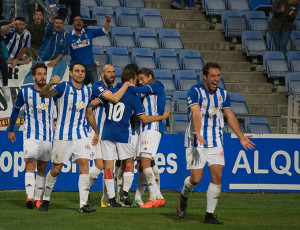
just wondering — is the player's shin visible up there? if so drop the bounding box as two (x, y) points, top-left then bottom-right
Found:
(143, 167), (157, 202)
(89, 166), (101, 188)
(79, 174), (90, 208)
(104, 168), (115, 199)
(182, 176), (195, 198)
(43, 171), (57, 201)
(34, 174), (46, 201)
(135, 172), (146, 201)
(206, 183), (221, 213)
(25, 172), (35, 199)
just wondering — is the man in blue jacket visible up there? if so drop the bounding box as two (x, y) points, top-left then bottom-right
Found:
(66, 14), (112, 85)
(38, 16), (67, 68)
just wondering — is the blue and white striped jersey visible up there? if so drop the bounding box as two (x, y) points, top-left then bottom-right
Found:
(127, 81), (166, 133)
(14, 85), (55, 142)
(53, 81), (92, 140)
(4, 27), (31, 59)
(86, 80), (107, 137)
(101, 83), (145, 143)
(185, 84), (231, 148)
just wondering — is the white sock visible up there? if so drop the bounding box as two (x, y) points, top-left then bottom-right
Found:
(135, 172), (146, 201)
(182, 176), (195, 198)
(116, 168), (124, 198)
(25, 172), (35, 199)
(34, 175), (45, 201)
(206, 183), (221, 213)
(89, 166), (102, 188)
(152, 165), (160, 189)
(43, 171), (57, 201)
(79, 174), (90, 208)
(114, 166), (119, 188)
(143, 167), (159, 202)
(101, 176), (108, 200)
(104, 179), (115, 199)
(123, 172), (134, 192)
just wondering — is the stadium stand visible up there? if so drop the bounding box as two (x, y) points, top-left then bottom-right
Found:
(115, 7), (140, 29)
(155, 49), (181, 73)
(159, 28), (184, 51)
(287, 51), (300, 72)
(111, 26), (136, 50)
(131, 47), (156, 69)
(107, 47), (131, 68)
(245, 11), (269, 36)
(228, 92), (249, 115)
(135, 27), (160, 49)
(245, 117), (271, 134)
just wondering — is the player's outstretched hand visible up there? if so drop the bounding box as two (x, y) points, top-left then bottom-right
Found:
(193, 132), (206, 146)
(8, 132), (16, 143)
(162, 110), (169, 119)
(92, 133), (99, 146)
(105, 14), (112, 21)
(240, 135), (255, 150)
(50, 75), (61, 85)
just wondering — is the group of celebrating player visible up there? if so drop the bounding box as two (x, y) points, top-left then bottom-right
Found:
(8, 61), (254, 224)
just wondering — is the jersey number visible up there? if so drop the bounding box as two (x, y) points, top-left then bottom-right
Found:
(108, 102), (125, 122)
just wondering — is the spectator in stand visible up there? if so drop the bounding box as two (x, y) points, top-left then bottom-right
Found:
(0, 35), (9, 100)
(0, 0), (4, 20)
(27, 9), (47, 61)
(57, 0), (80, 24)
(269, 0), (299, 55)
(66, 14), (112, 85)
(170, 0), (199, 10)
(38, 16), (67, 68)
(1, 17), (31, 68)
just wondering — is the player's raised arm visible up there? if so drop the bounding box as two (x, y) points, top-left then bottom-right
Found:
(40, 75), (61, 98)
(223, 108), (255, 150)
(139, 110), (169, 124)
(101, 81), (134, 103)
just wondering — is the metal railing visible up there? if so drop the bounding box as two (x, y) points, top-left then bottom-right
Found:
(284, 95), (300, 134)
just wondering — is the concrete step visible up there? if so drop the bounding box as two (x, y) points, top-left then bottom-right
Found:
(160, 9), (206, 21)
(248, 104), (287, 115)
(181, 30), (225, 42)
(200, 51), (247, 63)
(221, 72), (267, 83)
(218, 62), (253, 72)
(184, 41), (230, 51)
(226, 83), (286, 94)
(146, 0), (171, 9)
(245, 94), (288, 105)
(165, 20), (209, 30)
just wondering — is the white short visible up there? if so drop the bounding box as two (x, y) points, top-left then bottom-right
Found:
(23, 139), (52, 162)
(186, 146), (225, 170)
(138, 130), (161, 159)
(88, 133), (102, 159)
(52, 138), (92, 164)
(131, 134), (139, 157)
(101, 140), (135, 161)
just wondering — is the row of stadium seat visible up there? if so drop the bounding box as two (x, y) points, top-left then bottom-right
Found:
(82, 0), (145, 9)
(80, 6), (164, 31)
(63, 48), (204, 74)
(62, 27), (184, 52)
(285, 72), (300, 98)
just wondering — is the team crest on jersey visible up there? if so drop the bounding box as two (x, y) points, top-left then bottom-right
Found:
(218, 96), (222, 102)
(22, 39), (26, 43)
(36, 103), (48, 111)
(208, 106), (218, 117)
(75, 101), (87, 109)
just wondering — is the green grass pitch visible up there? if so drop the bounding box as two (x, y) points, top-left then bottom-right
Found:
(0, 191), (299, 230)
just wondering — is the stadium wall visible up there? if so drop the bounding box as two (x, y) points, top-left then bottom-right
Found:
(1, 131), (299, 193)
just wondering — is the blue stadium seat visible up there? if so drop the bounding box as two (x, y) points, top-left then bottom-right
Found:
(63, 24), (74, 33)
(131, 48), (156, 69)
(226, 15), (247, 40)
(89, 26), (112, 50)
(290, 31), (300, 51)
(249, 0), (271, 11)
(245, 117), (271, 134)
(93, 47), (108, 68)
(285, 72), (300, 97)
(228, 92), (249, 115)
(159, 29), (184, 51)
(175, 114), (189, 133)
(287, 51), (300, 72)
(81, 5), (91, 19)
(294, 13), (300, 30)
(245, 11), (269, 36)
(156, 77), (176, 95)
(226, 0), (250, 12)
(266, 31), (274, 50)
(139, 8), (164, 32)
(205, 0), (226, 16)
(95, 14), (117, 28)
(107, 47), (131, 68)
(174, 70), (198, 91)
(81, 0), (97, 9)
(242, 31), (268, 57)
(263, 51), (288, 78)
(155, 49), (181, 73)
(122, 0), (145, 8)
(92, 7), (116, 28)
(173, 90), (188, 111)
(221, 10), (243, 33)
(153, 69), (173, 79)
(179, 50), (204, 73)
(114, 67), (123, 84)
(135, 27), (160, 50)
(111, 27), (136, 50)
(99, 0), (121, 9)
(115, 7), (140, 29)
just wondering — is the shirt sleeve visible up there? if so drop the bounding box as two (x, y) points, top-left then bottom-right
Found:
(127, 85), (152, 94)
(89, 28), (106, 39)
(222, 91), (231, 109)
(25, 31), (31, 48)
(14, 89), (25, 109)
(53, 82), (66, 98)
(44, 22), (54, 37)
(92, 82), (107, 98)
(187, 87), (200, 108)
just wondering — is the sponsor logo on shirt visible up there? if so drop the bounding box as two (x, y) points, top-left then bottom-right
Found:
(71, 39), (90, 50)
(208, 106), (218, 117)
